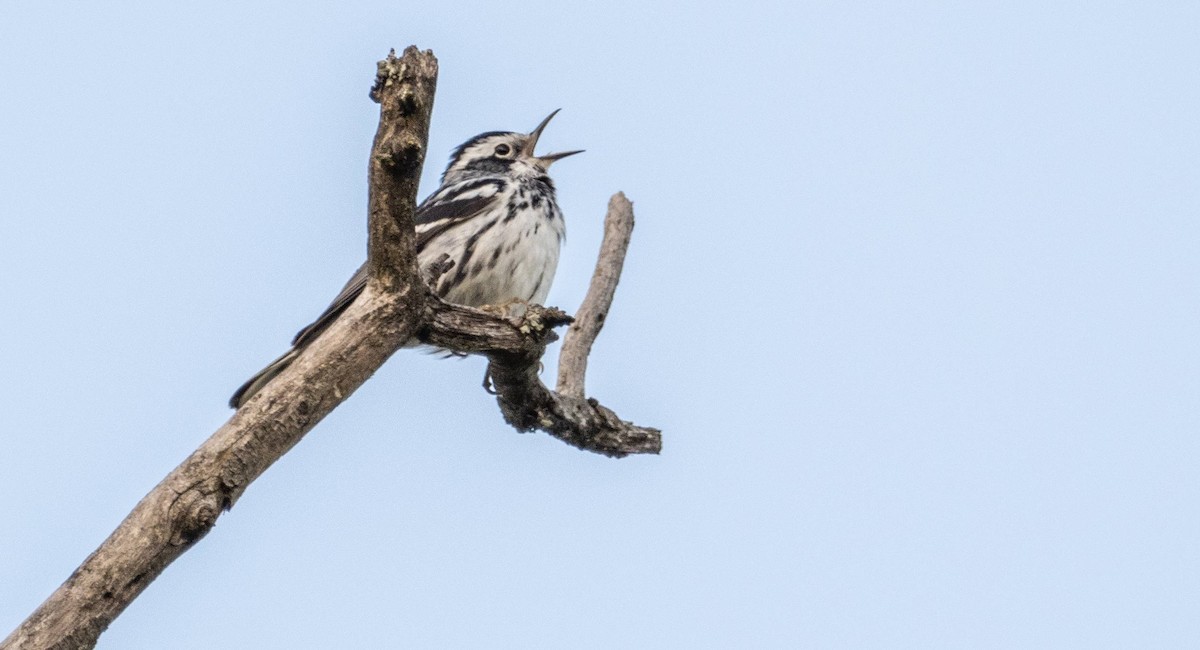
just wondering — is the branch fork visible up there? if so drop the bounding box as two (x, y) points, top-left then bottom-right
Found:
(3, 45), (659, 650)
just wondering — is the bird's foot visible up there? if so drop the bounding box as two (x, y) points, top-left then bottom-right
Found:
(482, 366), (497, 394)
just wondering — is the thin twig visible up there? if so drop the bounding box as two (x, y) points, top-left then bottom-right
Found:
(557, 192), (636, 399)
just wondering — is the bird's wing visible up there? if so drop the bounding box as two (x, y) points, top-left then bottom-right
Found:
(289, 180), (504, 349)
(413, 177), (506, 246)
(290, 262), (369, 348)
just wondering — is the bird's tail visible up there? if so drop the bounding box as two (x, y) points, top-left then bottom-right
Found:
(229, 348), (300, 409)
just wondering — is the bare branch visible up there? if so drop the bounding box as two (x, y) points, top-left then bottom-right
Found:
(557, 192), (636, 399)
(420, 299), (569, 357)
(420, 190), (663, 459)
(2, 46), (439, 650)
(423, 300), (661, 457)
(3, 47), (660, 650)
(367, 47), (438, 293)
(488, 346), (663, 458)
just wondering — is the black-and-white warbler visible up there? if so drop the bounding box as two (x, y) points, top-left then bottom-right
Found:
(230, 110), (582, 408)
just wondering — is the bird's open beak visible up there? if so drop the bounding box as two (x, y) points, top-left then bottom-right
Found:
(525, 109), (584, 166)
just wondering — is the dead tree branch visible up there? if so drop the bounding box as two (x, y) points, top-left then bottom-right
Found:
(557, 192), (636, 399)
(422, 293), (662, 458)
(2, 45), (439, 650)
(3, 45), (658, 650)
(422, 192), (659, 457)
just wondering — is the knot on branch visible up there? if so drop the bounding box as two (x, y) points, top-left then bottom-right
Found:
(397, 89), (419, 115)
(219, 451), (250, 494)
(167, 488), (224, 547)
(374, 136), (425, 174)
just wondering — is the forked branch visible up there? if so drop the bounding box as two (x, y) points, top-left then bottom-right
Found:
(422, 192), (659, 457)
(3, 45), (658, 650)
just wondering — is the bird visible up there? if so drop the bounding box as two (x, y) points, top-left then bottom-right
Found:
(229, 110), (582, 409)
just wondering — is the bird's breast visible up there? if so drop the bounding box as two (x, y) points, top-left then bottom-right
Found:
(424, 185), (564, 308)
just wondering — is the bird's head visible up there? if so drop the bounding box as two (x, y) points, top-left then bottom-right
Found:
(441, 109), (583, 182)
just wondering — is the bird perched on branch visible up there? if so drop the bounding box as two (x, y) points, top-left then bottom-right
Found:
(230, 110), (582, 408)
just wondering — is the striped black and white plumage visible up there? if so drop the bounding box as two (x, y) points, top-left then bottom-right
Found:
(230, 110), (582, 408)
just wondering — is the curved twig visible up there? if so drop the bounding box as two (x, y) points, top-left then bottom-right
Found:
(557, 192), (636, 399)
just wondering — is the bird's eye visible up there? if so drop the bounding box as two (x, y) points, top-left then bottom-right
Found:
(494, 144), (512, 156)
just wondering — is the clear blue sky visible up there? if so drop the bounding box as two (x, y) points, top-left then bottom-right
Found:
(2, 1), (1198, 647)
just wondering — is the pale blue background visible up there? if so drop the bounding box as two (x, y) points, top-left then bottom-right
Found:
(2, 1), (1198, 648)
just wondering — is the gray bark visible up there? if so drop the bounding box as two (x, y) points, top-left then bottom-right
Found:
(2, 45), (658, 650)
